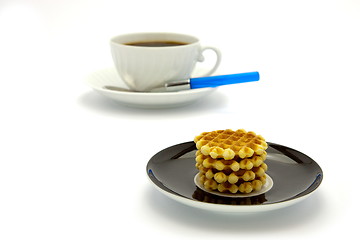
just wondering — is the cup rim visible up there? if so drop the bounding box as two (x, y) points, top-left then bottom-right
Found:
(110, 32), (200, 48)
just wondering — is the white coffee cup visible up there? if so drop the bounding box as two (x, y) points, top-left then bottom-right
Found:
(110, 32), (221, 91)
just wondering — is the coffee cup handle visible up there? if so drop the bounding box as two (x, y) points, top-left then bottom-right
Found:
(194, 46), (222, 77)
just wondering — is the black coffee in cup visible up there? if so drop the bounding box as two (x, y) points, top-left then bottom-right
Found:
(125, 41), (188, 47)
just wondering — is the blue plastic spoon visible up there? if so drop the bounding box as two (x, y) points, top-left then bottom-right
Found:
(104, 71), (260, 92)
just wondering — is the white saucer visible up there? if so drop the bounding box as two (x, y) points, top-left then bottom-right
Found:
(85, 68), (216, 108)
(194, 173), (273, 198)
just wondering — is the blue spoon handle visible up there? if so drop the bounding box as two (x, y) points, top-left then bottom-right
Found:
(190, 72), (259, 89)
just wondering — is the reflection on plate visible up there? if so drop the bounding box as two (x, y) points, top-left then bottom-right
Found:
(146, 141), (323, 213)
(194, 173), (273, 198)
(192, 188), (268, 206)
(85, 68), (216, 108)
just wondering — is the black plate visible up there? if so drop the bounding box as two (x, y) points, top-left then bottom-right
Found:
(146, 142), (323, 207)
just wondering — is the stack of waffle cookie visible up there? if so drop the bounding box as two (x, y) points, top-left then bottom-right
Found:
(194, 129), (268, 194)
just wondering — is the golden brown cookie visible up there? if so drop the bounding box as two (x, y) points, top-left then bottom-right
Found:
(197, 163), (268, 183)
(195, 151), (267, 171)
(194, 129), (268, 159)
(199, 173), (267, 194)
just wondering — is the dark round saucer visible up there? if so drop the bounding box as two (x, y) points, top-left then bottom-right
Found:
(146, 142), (323, 213)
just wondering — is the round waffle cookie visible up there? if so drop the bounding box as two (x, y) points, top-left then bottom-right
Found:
(196, 163), (268, 183)
(194, 129), (268, 159)
(195, 151), (267, 171)
(198, 173), (267, 194)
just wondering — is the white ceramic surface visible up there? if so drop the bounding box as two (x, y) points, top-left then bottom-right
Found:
(85, 68), (216, 108)
(110, 32), (221, 91)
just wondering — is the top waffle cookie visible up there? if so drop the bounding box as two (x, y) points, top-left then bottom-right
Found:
(194, 129), (268, 159)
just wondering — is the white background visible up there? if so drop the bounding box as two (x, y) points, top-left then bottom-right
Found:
(1, 0), (359, 239)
